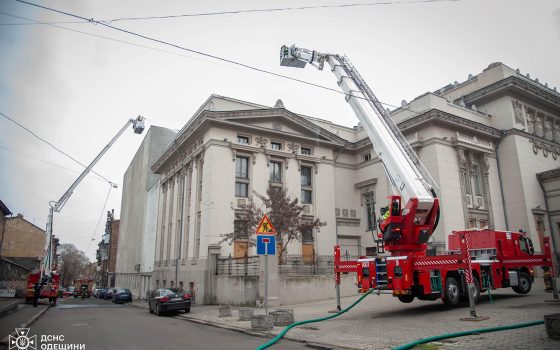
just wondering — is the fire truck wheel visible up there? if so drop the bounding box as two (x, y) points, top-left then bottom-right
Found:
(512, 272), (532, 294)
(443, 276), (460, 306)
(397, 295), (414, 303)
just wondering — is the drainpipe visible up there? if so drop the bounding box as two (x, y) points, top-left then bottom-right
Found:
(495, 130), (509, 231)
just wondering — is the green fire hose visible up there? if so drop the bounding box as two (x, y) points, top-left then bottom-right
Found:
(255, 289), (374, 350)
(256, 288), (544, 350)
(392, 319), (544, 350)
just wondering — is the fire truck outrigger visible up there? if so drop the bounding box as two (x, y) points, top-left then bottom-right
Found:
(279, 45), (556, 307)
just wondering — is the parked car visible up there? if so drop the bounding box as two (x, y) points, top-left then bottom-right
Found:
(92, 288), (102, 298)
(67, 286), (75, 296)
(148, 289), (190, 316)
(103, 289), (114, 300)
(112, 289), (132, 303)
(96, 288), (109, 299)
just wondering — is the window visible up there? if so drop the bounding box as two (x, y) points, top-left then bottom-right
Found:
(271, 142), (282, 150)
(472, 164), (482, 196)
(235, 156), (248, 178)
(301, 147), (312, 156)
(301, 166), (312, 187)
(362, 153), (372, 162)
(235, 156), (249, 197)
(234, 219), (248, 239)
(302, 228), (314, 243)
(301, 166), (312, 204)
(364, 192), (375, 230)
(237, 135), (249, 144)
(270, 161), (282, 183)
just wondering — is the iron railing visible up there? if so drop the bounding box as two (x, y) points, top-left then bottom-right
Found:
(215, 255), (259, 276)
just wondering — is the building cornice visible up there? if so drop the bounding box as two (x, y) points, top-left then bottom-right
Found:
(152, 108), (347, 173)
(462, 76), (560, 111)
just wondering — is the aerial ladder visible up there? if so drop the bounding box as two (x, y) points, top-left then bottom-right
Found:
(280, 45), (440, 257)
(279, 45), (555, 309)
(41, 116), (145, 278)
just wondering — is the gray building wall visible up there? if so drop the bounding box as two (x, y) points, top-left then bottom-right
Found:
(115, 126), (176, 298)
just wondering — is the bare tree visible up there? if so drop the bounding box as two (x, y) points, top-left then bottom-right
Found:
(220, 186), (326, 259)
(58, 243), (89, 287)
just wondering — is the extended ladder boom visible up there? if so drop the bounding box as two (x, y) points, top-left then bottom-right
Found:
(280, 45), (437, 220)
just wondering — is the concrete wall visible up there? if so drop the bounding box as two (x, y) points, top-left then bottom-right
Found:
(212, 273), (357, 306)
(215, 275), (259, 306)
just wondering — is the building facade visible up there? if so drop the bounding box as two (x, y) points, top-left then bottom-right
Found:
(1, 214), (46, 259)
(123, 62), (559, 304)
(115, 126), (177, 298)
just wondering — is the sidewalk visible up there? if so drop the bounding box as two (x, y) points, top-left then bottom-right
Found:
(0, 303), (49, 341)
(132, 279), (560, 349)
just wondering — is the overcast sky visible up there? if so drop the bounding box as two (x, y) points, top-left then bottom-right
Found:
(1, 0), (559, 261)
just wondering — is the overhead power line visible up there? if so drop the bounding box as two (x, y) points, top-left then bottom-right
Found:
(2, 0), (460, 25)
(13, 0), (423, 115)
(0, 112), (114, 183)
(86, 182), (114, 253)
(0, 145), (108, 183)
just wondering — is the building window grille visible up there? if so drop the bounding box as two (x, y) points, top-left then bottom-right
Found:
(472, 164), (482, 196)
(271, 142), (282, 150)
(362, 153), (372, 162)
(301, 147), (312, 156)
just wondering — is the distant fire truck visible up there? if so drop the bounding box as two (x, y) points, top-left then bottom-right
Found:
(280, 45), (556, 306)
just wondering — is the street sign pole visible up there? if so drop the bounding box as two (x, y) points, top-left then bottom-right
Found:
(264, 242), (268, 316)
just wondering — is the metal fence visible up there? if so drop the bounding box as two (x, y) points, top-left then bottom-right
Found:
(215, 255), (259, 276)
(278, 254), (358, 276)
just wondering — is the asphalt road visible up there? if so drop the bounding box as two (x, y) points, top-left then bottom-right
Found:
(4, 298), (308, 350)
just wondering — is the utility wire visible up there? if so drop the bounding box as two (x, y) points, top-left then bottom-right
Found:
(2, 0), (460, 25)
(0, 145), (109, 183)
(13, 0), (423, 116)
(0, 112), (114, 183)
(0, 11), (233, 69)
(86, 182), (113, 253)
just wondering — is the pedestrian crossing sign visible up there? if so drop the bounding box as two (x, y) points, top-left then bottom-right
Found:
(256, 214), (277, 235)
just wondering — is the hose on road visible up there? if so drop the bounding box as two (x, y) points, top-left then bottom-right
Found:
(255, 288), (374, 350)
(392, 319), (544, 350)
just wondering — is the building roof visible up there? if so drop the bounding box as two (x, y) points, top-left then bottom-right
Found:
(0, 199), (11, 216)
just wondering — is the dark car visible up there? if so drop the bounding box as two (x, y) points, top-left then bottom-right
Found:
(148, 289), (190, 316)
(103, 289), (114, 300)
(96, 288), (109, 299)
(112, 288), (132, 303)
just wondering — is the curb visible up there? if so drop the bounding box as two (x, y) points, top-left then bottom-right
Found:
(128, 303), (353, 350)
(0, 300), (20, 318)
(0, 305), (50, 345)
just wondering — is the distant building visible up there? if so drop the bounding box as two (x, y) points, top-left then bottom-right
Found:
(1, 214), (46, 260)
(107, 211), (119, 287)
(115, 126), (177, 298)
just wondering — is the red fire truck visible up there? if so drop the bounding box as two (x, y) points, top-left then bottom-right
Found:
(335, 224), (554, 306)
(25, 272), (60, 305)
(279, 45), (557, 307)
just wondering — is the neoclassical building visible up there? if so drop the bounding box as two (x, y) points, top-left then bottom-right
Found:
(117, 62), (559, 302)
